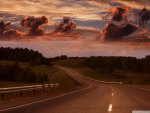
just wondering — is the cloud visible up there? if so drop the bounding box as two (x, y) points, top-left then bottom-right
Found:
(0, 0), (150, 58)
(100, 4), (150, 40)
(113, 0), (150, 10)
(0, 0), (107, 21)
(21, 16), (48, 35)
(0, 20), (24, 38)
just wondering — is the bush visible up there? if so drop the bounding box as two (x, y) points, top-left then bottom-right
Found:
(0, 63), (49, 83)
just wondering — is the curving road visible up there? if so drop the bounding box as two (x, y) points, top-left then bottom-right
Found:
(0, 67), (150, 113)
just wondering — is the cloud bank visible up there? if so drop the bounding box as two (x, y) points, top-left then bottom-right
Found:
(0, 0), (150, 58)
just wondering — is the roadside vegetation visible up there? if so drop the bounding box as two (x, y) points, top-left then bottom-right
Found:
(0, 57), (54, 85)
(0, 60), (78, 88)
(53, 57), (150, 85)
(0, 48), (79, 88)
(1, 47), (150, 87)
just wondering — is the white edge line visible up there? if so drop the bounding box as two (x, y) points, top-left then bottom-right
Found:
(78, 73), (122, 84)
(0, 85), (93, 112)
(60, 67), (150, 92)
(108, 104), (113, 112)
(82, 74), (150, 92)
(81, 73), (150, 92)
(74, 69), (150, 92)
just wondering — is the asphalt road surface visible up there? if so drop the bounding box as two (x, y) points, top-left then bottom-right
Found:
(0, 67), (150, 113)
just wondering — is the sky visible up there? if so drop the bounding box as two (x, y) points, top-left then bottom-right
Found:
(0, 0), (150, 58)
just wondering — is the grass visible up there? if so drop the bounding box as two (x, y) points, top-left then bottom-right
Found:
(76, 67), (125, 81)
(0, 60), (79, 88)
(0, 81), (35, 88)
(76, 67), (150, 85)
(53, 59), (150, 85)
(49, 69), (79, 89)
(0, 60), (56, 75)
(52, 59), (84, 67)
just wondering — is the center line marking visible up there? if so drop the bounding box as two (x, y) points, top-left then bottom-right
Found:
(108, 104), (113, 112)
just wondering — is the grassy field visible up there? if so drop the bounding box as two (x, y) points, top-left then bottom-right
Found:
(0, 60), (56, 74)
(54, 59), (150, 85)
(0, 60), (79, 88)
(0, 81), (35, 88)
(52, 59), (84, 67)
(76, 67), (150, 85)
(48, 69), (79, 89)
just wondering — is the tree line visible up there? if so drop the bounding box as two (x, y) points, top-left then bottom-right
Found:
(0, 47), (51, 65)
(77, 56), (150, 74)
(0, 63), (49, 83)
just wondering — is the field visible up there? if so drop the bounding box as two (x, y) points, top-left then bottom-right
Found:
(0, 60), (56, 74)
(54, 59), (150, 85)
(52, 59), (84, 67)
(0, 60), (79, 88)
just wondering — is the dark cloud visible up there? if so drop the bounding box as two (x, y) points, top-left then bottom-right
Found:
(0, 21), (23, 38)
(54, 17), (77, 33)
(101, 6), (147, 40)
(138, 7), (150, 27)
(21, 16), (48, 36)
(111, 6), (130, 22)
(101, 23), (138, 40)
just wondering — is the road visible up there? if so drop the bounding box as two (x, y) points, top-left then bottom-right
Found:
(0, 67), (150, 113)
